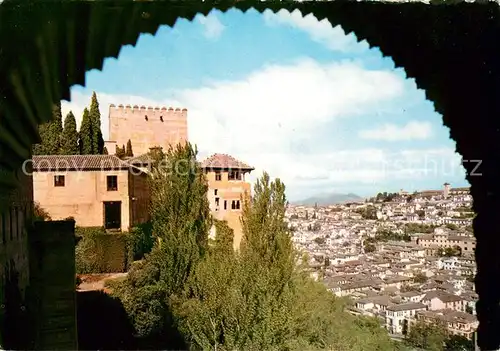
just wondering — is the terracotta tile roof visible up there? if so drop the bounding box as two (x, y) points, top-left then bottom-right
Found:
(125, 153), (154, 165)
(32, 155), (143, 172)
(201, 153), (254, 171)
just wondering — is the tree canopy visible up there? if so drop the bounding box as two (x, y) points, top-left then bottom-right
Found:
(110, 144), (399, 350)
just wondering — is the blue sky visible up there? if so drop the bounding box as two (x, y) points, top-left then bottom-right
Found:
(62, 8), (468, 201)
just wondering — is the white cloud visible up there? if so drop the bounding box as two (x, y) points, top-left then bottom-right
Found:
(62, 58), (464, 200)
(197, 12), (225, 40)
(358, 121), (433, 141)
(263, 9), (369, 53)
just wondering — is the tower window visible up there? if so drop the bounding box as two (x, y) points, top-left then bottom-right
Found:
(54, 175), (65, 187)
(224, 200), (227, 210)
(214, 189), (218, 195)
(160, 116), (164, 122)
(231, 201), (236, 210)
(215, 197), (219, 207)
(145, 115), (148, 121)
(229, 171), (241, 180)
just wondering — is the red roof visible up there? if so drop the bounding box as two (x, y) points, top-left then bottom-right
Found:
(201, 153), (254, 171)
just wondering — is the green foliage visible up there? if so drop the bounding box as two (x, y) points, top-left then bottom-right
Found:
(75, 227), (130, 273)
(413, 272), (428, 284)
(115, 144), (125, 158)
(364, 229), (410, 244)
(59, 111), (79, 155)
(90, 91), (105, 154)
(364, 243), (376, 253)
(33, 202), (51, 221)
(128, 222), (154, 261)
(444, 334), (474, 351)
(126, 139), (134, 157)
(111, 143), (211, 344)
(405, 223), (436, 234)
(79, 108), (93, 155)
(356, 205), (377, 219)
(308, 222), (321, 231)
(405, 319), (448, 351)
(314, 236), (325, 245)
(212, 219), (234, 254)
(437, 246), (461, 257)
(112, 165), (396, 350)
(103, 146), (109, 155)
(446, 223), (459, 230)
(33, 102), (63, 155)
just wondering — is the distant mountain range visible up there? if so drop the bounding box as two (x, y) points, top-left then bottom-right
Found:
(293, 192), (364, 206)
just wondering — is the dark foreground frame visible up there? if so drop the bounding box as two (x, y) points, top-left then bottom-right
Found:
(1, 1), (500, 349)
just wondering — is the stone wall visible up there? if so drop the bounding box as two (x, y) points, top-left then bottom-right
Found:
(28, 220), (78, 350)
(108, 105), (188, 157)
(0, 165), (34, 349)
(33, 169), (132, 231)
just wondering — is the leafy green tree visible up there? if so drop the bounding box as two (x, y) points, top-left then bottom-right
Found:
(59, 111), (79, 155)
(33, 122), (49, 155)
(79, 108), (93, 155)
(126, 139), (134, 157)
(112, 143), (210, 346)
(413, 272), (428, 284)
(364, 243), (376, 253)
(115, 144), (125, 159)
(314, 237), (326, 245)
(445, 334), (474, 351)
(33, 102), (63, 155)
(405, 319), (448, 351)
(89, 91), (104, 154)
(112, 166), (397, 351)
(46, 101), (63, 154)
(212, 219), (234, 254)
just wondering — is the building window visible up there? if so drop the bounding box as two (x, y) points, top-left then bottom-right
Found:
(215, 172), (222, 181)
(215, 198), (219, 207)
(107, 175), (118, 191)
(54, 175), (65, 187)
(224, 200), (227, 210)
(236, 200), (240, 210)
(228, 171), (241, 181)
(214, 189), (218, 195)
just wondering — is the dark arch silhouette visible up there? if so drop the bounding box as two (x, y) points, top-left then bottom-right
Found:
(1, 1), (500, 349)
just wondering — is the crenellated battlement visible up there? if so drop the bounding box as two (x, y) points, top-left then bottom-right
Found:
(109, 103), (188, 112)
(107, 103), (188, 156)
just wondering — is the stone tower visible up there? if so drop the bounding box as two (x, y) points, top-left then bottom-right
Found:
(443, 182), (451, 198)
(105, 104), (188, 157)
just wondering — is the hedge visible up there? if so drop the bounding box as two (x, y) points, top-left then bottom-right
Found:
(75, 224), (154, 274)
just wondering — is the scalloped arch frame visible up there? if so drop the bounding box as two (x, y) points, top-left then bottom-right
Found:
(1, 1), (500, 349)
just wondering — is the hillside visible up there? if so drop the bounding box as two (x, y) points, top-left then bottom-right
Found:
(294, 192), (364, 206)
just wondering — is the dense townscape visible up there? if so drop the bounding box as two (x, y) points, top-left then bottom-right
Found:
(287, 184), (478, 349)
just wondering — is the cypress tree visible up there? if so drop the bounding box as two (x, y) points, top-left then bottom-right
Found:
(79, 108), (93, 155)
(125, 139), (134, 157)
(33, 102), (63, 155)
(103, 146), (108, 155)
(148, 142), (211, 292)
(89, 91), (104, 154)
(115, 144), (126, 159)
(48, 102), (64, 154)
(33, 123), (49, 155)
(59, 111), (79, 155)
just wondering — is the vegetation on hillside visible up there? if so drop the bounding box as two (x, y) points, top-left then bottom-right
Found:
(108, 142), (399, 350)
